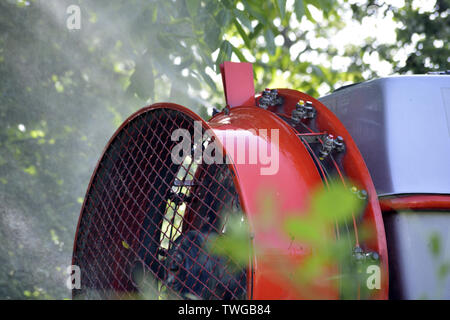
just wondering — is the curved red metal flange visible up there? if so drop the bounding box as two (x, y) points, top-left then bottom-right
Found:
(209, 106), (334, 299)
(258, 88), (390, 300)
(379, 194), (450, 212)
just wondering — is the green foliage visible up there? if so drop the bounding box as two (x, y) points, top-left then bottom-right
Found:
(209, 215), (252, 267)
(311, 181), (363, 224)
(427, 232), (450, 298)
(283, 182), (362, 246)
(350, 0), (450, 74)
(209, 180), (367, 299)
(429, 232), (441, 258)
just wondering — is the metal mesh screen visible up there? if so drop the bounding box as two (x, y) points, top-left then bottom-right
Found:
(73, 107), (247, 300)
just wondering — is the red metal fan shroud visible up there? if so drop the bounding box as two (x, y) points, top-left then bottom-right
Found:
(72, 62), (388, 300)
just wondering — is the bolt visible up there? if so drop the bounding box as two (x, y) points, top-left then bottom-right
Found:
(212, 107), (220, 116)
(304, 101), (316, 118)
(358, 189), (368, 200)
(334, 136), (345, 152)
(366, 251), (379, 261)
(319, 134), (335, 159)
(259, 88), (283, 109)
(353, 246), (365, 263)
(261, 88), (271, 98)
(291, 100), (304, 122)
(292, 99), (316, 122)
(258, 89), (272, 109)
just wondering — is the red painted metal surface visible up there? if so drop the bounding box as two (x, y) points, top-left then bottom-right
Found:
(220, 61), (256, 107)
(209, 107), (331, 299)
(379, 195), (450, 212)
(73, 62), (389, 300)
(256, 88), (390, 300)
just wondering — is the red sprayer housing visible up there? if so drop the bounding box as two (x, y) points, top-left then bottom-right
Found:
(72, 62), (390, 300)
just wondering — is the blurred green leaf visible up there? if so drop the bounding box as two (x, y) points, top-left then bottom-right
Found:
(284, 216), (322, 244)
(304, 4), (317, 23)
(265, 28), (276, 55)
(429, 232), (441, 258)
(208, 214), (251, 267)
(215, 40), (233, 72)
(205, 19), (221, 50)
(311, 182), (362, 223)
(233, 9), (254, 33)
(234, 19), (251, 47)
(294, 0), (305, 20)
(198, 67), (217, 91)
(128, 64), (155, 100)
(438, 263), (450, 280)
(216, 9), (231, 26)
(275, 0), (287, 20)
(186, 0), (201, 18)
(231, 45), (247, 62)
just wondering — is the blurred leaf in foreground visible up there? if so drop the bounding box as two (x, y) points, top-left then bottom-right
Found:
(208, 214), (252, 268)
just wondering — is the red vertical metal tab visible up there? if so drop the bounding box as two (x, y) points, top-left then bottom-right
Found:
(220, 61), (256, 107)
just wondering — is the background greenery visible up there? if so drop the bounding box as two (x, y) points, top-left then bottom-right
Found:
(0, 0), (448, 299)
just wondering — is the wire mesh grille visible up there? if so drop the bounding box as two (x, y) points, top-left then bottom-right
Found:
(73, 107), (247, 300)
